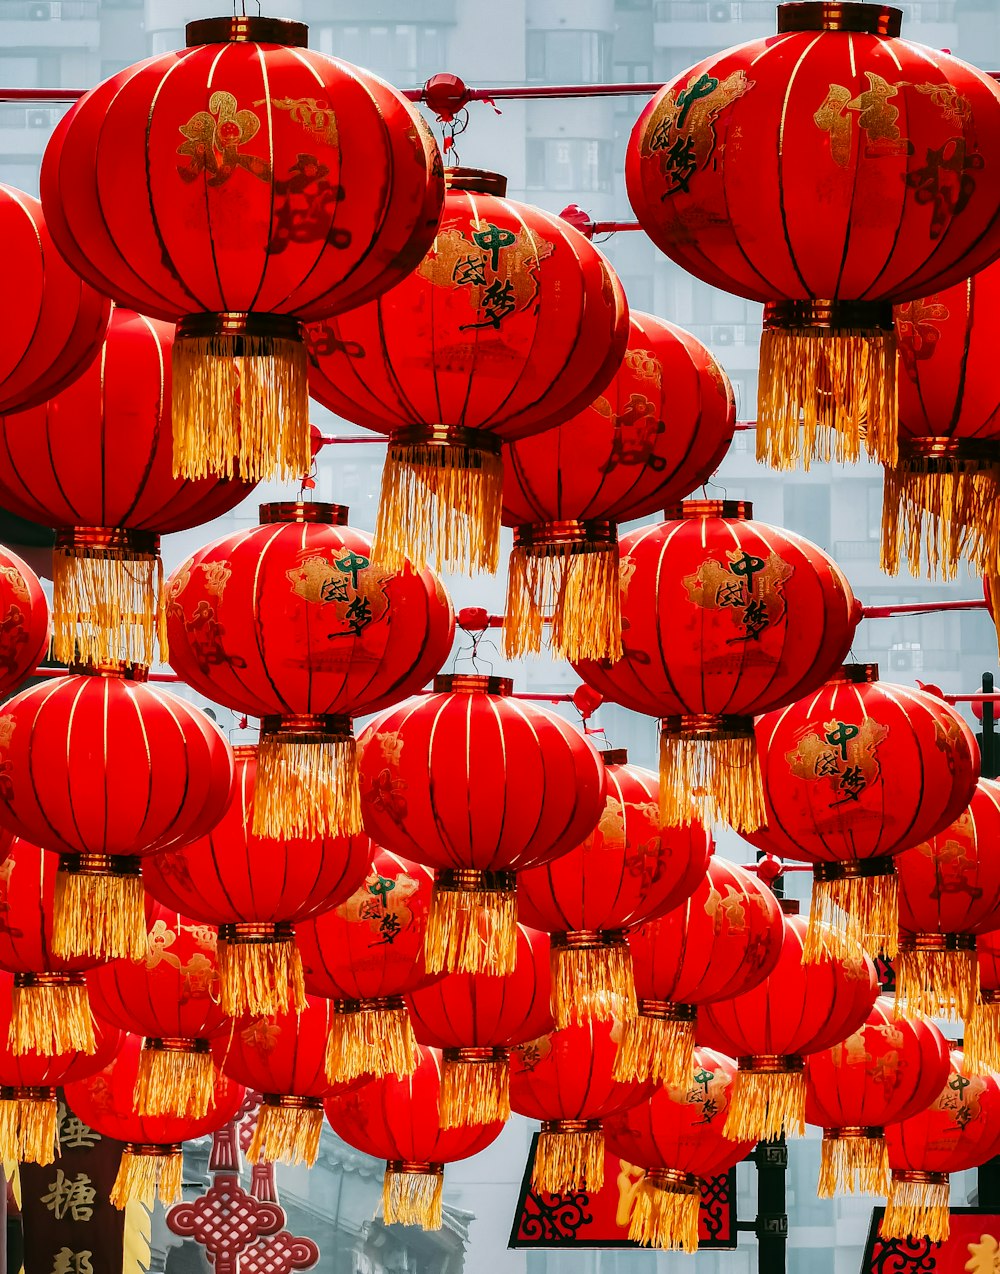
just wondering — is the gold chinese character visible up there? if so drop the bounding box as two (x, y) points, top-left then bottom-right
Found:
(41, 1171), (96, 1222)
(51, 1249), (94, 1274)
(57, 1105), (100, 1151)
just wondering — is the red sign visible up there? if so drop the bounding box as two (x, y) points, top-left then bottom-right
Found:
(863, 1208), (1000, 1271)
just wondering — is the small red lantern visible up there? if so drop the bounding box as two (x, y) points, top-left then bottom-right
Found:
(143, 745), (372, 1018)
(406, 923), (553, 1128)
(0, 547), (49, 698)
(509, 1018), (654, 1195)
(627, 5), (1000, 470)
(0, 308), (253, 666)
(325, 1044), (504, 1229)
(699, 914), (879, 1143)
(499, 312), (735, 660)
(357, 674), (606, 976)
(297, 849), (441, 1082)
(604, 1048), (755, 1252)
(0, 183), (109, 413)
(166, 500), (454, 840)
(0, 664), (233, 961)
(618, 855), (784, 1086)
(517, 749), (711, 1028)
(805, 996), (950, 1198)
(883, 1050), (1000, 1242)
(306, 167), (629, 575)
(87, 900), (231, 1119)
(966, 930), (1000, 1072)
(894, 778), (1000, 1021)
(41, 16), (444, 483)
(750, 664), (979, 961)
(65, 1032), (243, 1209)
(574, 500), (860, 829)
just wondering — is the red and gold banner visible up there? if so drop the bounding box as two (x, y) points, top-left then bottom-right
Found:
(863, 1208), (1000, 1271)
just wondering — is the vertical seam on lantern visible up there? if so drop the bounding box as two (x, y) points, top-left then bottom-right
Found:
(245, 42), (275, 315)
(248, 523), (294, 714)
(776, 33), (824, 296)
(120, 314), (168, 528)
(650, 520), (685, 715)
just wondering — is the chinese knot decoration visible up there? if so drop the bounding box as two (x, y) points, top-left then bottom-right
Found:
(40, 16), (444, 483)
(626, 3), (1000, 472)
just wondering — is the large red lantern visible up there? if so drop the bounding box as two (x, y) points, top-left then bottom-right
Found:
(698, 914), (879, 1142)
(325, 1044), (504, 1229)
(40, 16), (444, 484)
(306, 167), (629, 575)
(166, 500), (454, 841)
(604, 1048), (755, 1251)
(574, 500), (860, 829)
(618, 855), (784, 1086)
(894, 778), (1000, 1022)
(508, 1018), (654, 1195)
(883, 1050), (1000, 1242)
(357, 673), (606, 976)
(750, 664), (979, 961)
(143, 745), (371, 1019)
(297, 849), (441, 1082)
(0, 308), (253, 667)
(517, 749), (711, 1028)
(87, 900), (231, 1119)
(406, 923), (553, 1128)
(499, 312), (735, 661)
(0, 547), (49, 699)
(966, 930), (1000, 1072)
(804, 996), (951, 1198)
(0, 183), (109, 413)
(65, 1032), (243, 1209)
(626, 6), (1000, 471)
(0, 665), (233, 961)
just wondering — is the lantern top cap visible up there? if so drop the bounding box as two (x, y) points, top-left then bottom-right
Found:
(776, 3), (902, 36)
(600, 748), (629, 765)
(837, 663), (880, 683)
(665, 500), (752, 521)
(186, 17), (309, 48)
(434, 673), (513, 696)
(258, 502), (349, 526)
(66, 661), (150, 683)
(444, 168), (509, 196)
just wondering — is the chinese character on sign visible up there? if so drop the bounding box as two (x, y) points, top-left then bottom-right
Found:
(57, 1106), (100, 1151)
(50, 1249), (94, 1274)
(41, 1171), (96, 1222)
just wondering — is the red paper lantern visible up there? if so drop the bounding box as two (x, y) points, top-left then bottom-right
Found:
(306, 166), (629, 575)
(40, 16), (444, 484)
(0, 308), (253, 667)
(517, 749), (711, 1028)
(509, 1018), (654, 1195)
(0, 664), (233, 962)
(165, 500), (454, 841)
(750, 664), (979, 961)
(618, 855), (784, 1086)
(966, 930), (1000, 1072)
(698, 913), (879, 1143)
(87, 900), (231, 1120)
(626, 5), (1000, 469)
(65, 1032), (243, 1209)
(883, 1050), (1000, 1242)
(499, 312), (735, 660)
(407, 923), (553, 1128)
(357, 673), (606, 975)
(0, 183), (109, 413)
(143, 744), (371, 1019)
(805, 996), (950, 1199)
(0, 547), (49, 699)
(574, 499), (860, 830)
(604, 1048), (755, 1251)
(325, 1044), (504, 1229)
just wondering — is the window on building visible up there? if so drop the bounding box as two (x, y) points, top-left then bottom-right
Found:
(613, 61), (653, 82)
(783, 483), (832, 551)
(319, 24), (446, 81)
(525, 139), (612, 192)
(526, 31), (612, 83)
(0, 57), (40, 88)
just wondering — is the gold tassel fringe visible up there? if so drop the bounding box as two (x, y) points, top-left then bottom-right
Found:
(659, 731), (765, 832)
(53, 545), (165, 667)
(9, 982), (95, 1056)
(110, 1148), (183, 1210)
(439, 1056), (509, 1128)
(963, 997), (1000, 1074)
(723, 1067), (806, 1142)
(382, 1167), (444, 1229)
(248, 1101), (324, 1168)
(613, 1012), (695, 1087)
(628, 1178), (701, 1252)
(424, 885), (517, 976)
(0, 1097), (58, 1165)
(988, 569), (1000, 662)
(881, 1175), (950, 1244)
(894, 945), (979, 1022)
(172, 331), (309, 483)
(53, 868), (146, 960)
(551, 941), (636, 1029)
(805, 872), (898, 964)
(252, 732), (361, 840)
(533, 1127), (605, 1194)
(881, 463), (1000, 580)
(372, 442), (503, 575)
(818, 1134), (889, 1198)
(134, 1045), (216, 1119)
(216, 935), (307, 1018)
(503, 542), (622, 662)
(326, 1004), (420, 1083)
(757, 327), (897, 472)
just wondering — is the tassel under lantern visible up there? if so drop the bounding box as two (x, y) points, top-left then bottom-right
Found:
(533, 1118), (606, 1195)
(253, 714), (361, 840)
(614, 1001), (696, 1087)
(0, 1085), (59, 1165)
(425, 870), (518, 976)
(217, 922), (307, 1018)
(440, 1047), (510, 1128)
(248, 1094), (325, 1167)
(723, 1056), (806, 1143)
(964, 990), (1000, 1073)
(881, 1169), (951, 1244)
(53, 853), (145, 960)
(382, 1161), (445, 1229)
(894, 934), (979, 1022)
(111, 1143), (183, 1210)
(659, 715), (765, 832)
(805, 860), (899, 964)
(818, 1128), (889, 1198)
(757, 300), (897, 472)
(327, 995), (420, 1083)
(10, 972), (95, 1056)
(134, 1039), (216, 1119)
(627, 1169), (702, 1253)
(550, 930), (636, 1029)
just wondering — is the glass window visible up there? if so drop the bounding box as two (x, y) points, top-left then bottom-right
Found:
(526, 31), (612, 83)
(320, 24), (444, 81)
(0, 57), (40, 88)
(783, 483), (832, 551)
(525, 138), (613, 192)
